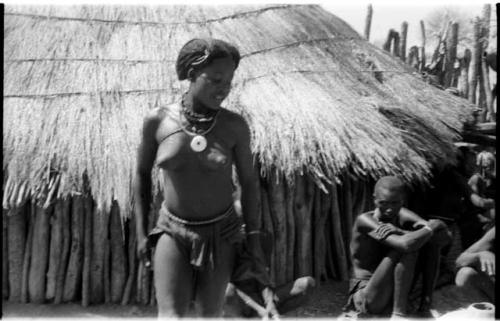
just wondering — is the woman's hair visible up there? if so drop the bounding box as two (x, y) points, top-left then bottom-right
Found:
(175, 38), (240, 80)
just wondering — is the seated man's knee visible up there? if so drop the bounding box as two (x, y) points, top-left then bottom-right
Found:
(292, 276), (316, 295)
(429, 227), (452, 247)
(455, 266), (479, 288)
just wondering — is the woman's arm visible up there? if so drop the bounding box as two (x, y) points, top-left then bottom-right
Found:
(232, 115), (260, 233)
(133, 109), (161, 265)
(456, 227), (495, 274)
(231, 114), (266, 263)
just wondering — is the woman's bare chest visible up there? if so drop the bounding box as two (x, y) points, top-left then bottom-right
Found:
(155, 117), (233, 172)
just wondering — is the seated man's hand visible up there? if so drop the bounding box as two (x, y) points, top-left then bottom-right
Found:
(375, 223), (405, 239)
(262, 287), (280, 320)
(478, 251), (495, 277)
(427, 219), (447, 232)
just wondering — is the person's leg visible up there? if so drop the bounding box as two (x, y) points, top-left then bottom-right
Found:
(195, 239), (236, 317)
(153, 233), (194, 317)
(358, 250), (402, 314)
(418, 228), (452, 312)
(455, 266), (495, 303)
(273, 276), (316, 314)
(392, 251), (418, 316)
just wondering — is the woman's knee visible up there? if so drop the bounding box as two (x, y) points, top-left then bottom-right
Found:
(455, 266), (479, 287)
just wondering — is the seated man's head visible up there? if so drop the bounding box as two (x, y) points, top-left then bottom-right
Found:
(373, 176), (406, 222)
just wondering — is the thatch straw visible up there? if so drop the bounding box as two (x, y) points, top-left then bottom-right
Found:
(3, 5), (474, 217)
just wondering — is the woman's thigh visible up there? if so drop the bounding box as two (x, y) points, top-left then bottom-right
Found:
(154, 233), (194, 317)
(195, 240), (236, 317)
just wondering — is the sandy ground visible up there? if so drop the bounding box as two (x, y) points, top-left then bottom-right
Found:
(2, 279), (487, 319)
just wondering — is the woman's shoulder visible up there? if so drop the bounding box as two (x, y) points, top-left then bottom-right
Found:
(142, 103), (181, 126)
(218, 108), (249, 131)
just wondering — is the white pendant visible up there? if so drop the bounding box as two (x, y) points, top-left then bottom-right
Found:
(190, 135), (207, 152)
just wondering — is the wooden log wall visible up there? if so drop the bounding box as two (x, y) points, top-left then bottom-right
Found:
(3, 174), (374, 305)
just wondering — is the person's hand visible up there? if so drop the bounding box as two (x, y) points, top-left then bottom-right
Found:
(137, 236), (151, 268)
(375, 223), (404, 239)
(427, 219), (447, 232)
(262, 287), (280, 320)
(478, 251), (495, 277)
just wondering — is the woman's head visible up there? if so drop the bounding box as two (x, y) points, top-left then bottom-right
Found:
(176, 38), (240, 109)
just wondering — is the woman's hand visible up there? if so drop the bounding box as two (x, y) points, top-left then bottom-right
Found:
(137, 236), (151, 268)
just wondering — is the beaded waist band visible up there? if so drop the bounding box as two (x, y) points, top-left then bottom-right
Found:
(162, 203), (235, 226)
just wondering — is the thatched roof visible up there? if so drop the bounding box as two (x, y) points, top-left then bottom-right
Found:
(4, 5), (474, 216)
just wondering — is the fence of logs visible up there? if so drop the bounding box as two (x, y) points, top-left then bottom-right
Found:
(2, 172), (373, 306)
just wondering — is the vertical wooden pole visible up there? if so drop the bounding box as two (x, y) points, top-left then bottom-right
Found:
(121, 217), (137, 305)
(90, 207), (106, 304)
(260, 181), (276, 284)
(383, 29), (393, 52)
(444, 22), (459, 88)
(420, 20), (426, 72)
(330, 183), (349, 281)
(20, 202), (35, 303)
(400, 22), (408, 62)
(392, 31), (400, 57)
(63, 195), (84, 302)
(458, 49), (472, 98)
(481, 5), (494, 121)
(364, 4), (373, 41)
(285, 178), (295, 281)
(81, 196), (93, 307)
(46, 199), (64, 301)
(267, 172), (287, 285)
(7, 205), (27, 302)
(293, 174), (313, 277)
(28, 204), (51, 303)
(408, 46), (420, 69)
(469, 17), (481, 105)
(3, 209), (10, 300)
(54, 197), (71, 304)
(110, 202), (127, 303)
(482, 52), (495, 121)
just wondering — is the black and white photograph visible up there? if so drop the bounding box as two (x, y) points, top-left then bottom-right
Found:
(2, 0), (497, 319)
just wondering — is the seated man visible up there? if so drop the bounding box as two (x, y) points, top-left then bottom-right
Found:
(224, 194), (316, 319)
(343, 176), (448, 319)
(455, 226), (495, 303)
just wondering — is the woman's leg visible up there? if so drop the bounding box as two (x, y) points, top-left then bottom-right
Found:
(195, 240), (236, 317)
(154, 233), (194, 317)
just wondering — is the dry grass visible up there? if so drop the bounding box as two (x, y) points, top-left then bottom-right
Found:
(3, 5), (475, 216)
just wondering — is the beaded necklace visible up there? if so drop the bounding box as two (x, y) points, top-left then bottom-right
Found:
(179, 95), (220, 152)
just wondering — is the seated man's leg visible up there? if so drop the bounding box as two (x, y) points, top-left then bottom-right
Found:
(455, 266), (495, 303)
(273, 276), (316, 314)
(355, 250), (402, 315)
(393, 251), (419, 317)
(417, 227), (452, 313)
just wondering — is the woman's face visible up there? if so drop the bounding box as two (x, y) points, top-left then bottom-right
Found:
(190, 56), (236, 110)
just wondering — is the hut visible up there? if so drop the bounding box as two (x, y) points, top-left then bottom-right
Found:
(3, 5), (475, 306)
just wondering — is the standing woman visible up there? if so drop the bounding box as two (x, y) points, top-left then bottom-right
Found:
(134, 38), (264, 317)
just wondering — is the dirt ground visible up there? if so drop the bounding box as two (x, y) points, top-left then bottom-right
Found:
(2, 279), (487, 319)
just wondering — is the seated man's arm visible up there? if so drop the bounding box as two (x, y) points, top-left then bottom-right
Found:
(357, 213), (437, 253)
(399, 207), (430, 230)
(456, 227), (495, 276)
